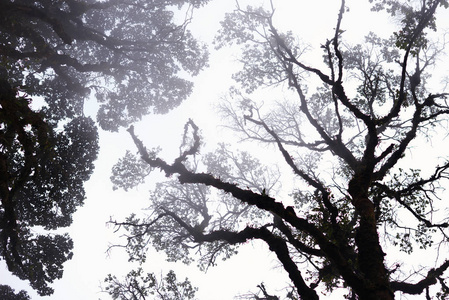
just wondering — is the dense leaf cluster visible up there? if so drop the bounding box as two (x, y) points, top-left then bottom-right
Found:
(0, 78), (99, 295)
(0, 284), (30, 300)
(104, 268), (197, 300)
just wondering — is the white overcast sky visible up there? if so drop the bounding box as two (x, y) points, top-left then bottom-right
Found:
(2, 0), (449, 299)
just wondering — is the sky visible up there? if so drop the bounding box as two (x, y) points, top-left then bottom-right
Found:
(2, 0), (449, 299)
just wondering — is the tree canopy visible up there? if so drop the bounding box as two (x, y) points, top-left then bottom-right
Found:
(0, 284), (30, 300)
(0, 0), (209, 295)
(0, 0), (209, 131)
(109, 0), (449, 299)
(103, 268), (197, 300)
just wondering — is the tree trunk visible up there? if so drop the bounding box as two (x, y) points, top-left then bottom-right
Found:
(349, 176), (394, 300)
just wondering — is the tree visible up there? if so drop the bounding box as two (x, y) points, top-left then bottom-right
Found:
(103, 268), (197, 300)
(0, 284), (30, 300)
(111, 0), (449, 299)
(0, 77), (99, 295)
(0, 0), (209, 130)
(0, 0), (209, 295)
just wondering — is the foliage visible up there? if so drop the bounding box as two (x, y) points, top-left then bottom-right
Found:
(111, 0), (449, 299)
(0, 0), (209, 130)
(0, 78), (98, 295)
(111, 150), (156, 192)
(103, 268), (197, 300)
(0, 0), (209, 295)
(0, 285), (30, 300)
(109, 141), (276, 269)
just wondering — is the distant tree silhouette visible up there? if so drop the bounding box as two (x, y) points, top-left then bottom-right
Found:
(103, 268), (197, 300)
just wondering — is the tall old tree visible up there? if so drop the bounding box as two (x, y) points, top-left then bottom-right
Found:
(110, 0), (449, 299)
(0, 0), (208, 295)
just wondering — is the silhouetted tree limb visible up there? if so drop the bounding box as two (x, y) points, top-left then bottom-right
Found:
(391, 260), (449, 294)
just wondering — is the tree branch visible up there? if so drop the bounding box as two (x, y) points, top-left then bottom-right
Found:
(127, 124), (363, 293)
(391, 260), (449, 294)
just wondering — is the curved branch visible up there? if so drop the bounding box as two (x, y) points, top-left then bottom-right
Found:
(391, 260), (449, 294)
(182, 221), (320, 299)
(272, 214), (324, 257)
(127, 124), (364, 293)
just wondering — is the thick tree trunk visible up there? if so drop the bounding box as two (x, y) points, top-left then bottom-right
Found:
(358, 288), (395, 300)
(349, 176), (394, 300)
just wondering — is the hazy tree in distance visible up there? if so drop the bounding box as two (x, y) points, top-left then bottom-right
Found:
(110, 0), (449, 299)
(0, 0), (209, 295)
(103, 268), (197, 300)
